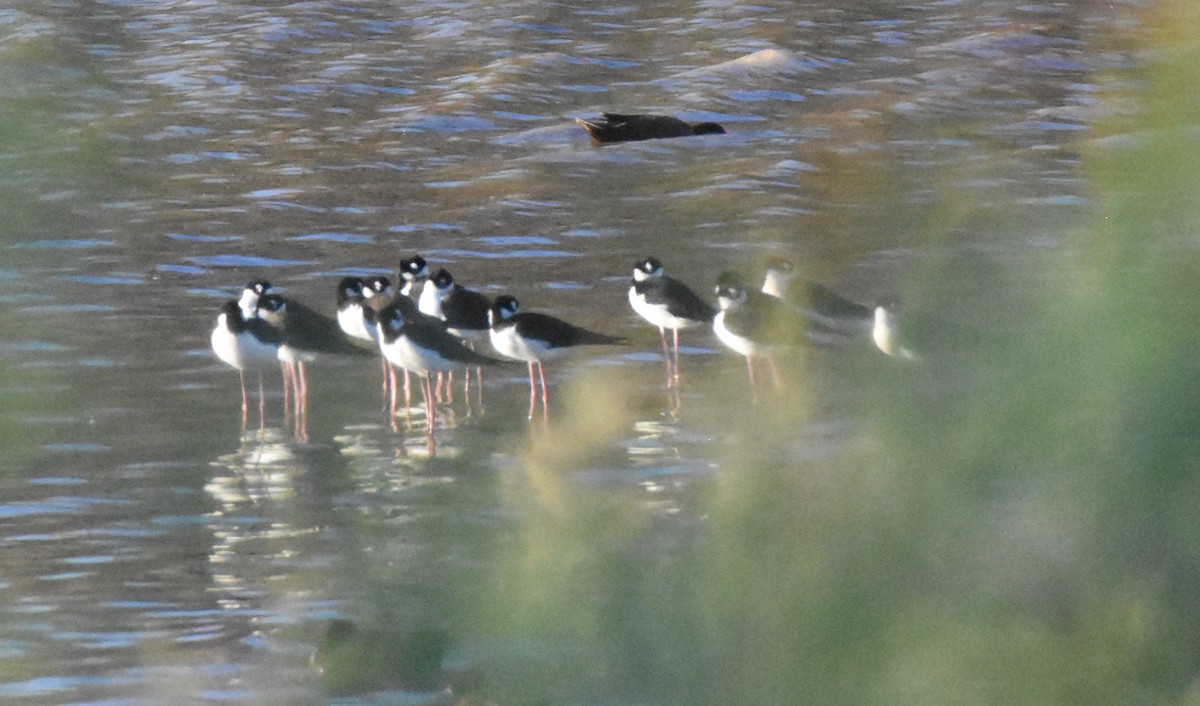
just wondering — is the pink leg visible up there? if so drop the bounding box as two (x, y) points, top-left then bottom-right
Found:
(475, 366), (484, 413)
(296, 361), (309, 442)
(423, 375), (437, 433)
(672, 327), (682, 387)
(414, 375), (428, 435)
(297, 361), (308, 406)
(239, 369), (249, 430)
(280, 362), (292, 416)
(380, 356), (391, 410)
(658, 326), (673, 388)
(537, 361), (549, 422)
(385, 363), (400, 432)
(527, 362), (537, 420)
(386, 363), (398, 427)
(423, 378), (437, 458)
(463, 366), (474, 417)
(257, 373), (266, 432)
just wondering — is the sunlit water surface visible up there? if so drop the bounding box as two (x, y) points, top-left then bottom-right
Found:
(0, 0), (1141, 703)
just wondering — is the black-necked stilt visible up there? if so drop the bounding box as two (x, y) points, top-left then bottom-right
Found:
(714, 272), (806, 396)
(211, 300), (283, 428)
(398, 256), (437, 400)
(256, 292), (370, 438)
(760, 256), (873, 334)
(872, 305), (920, 362)
(376, 299), (502, 441)
(237, 278), (296, 413)
(257, 292), (370, 359)
(337, 275), (400, 406)
(576, 113), (726, 145)
(488, 295), (624, 419)
(336, 276), (374, 346)
(628, 257), (715, 388)
(336, 274), (397, 346)
(422, 268), (491, 336)
(422, 268), (493, 408)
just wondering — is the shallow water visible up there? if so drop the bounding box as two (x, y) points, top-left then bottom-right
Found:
(0, 0), (1143, 703)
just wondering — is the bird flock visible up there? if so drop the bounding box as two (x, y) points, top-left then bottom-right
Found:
(211, 250), (912, 445)
(210, 113), (913, 445)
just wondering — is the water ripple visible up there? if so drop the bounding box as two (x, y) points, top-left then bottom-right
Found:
(187, 255), (313, 268)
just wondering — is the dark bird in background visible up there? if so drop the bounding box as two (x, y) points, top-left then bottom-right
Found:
(576, 113), (726, 145)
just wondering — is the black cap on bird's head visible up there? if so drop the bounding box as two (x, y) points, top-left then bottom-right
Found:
(257, 293), (286, 317)
(364, 276), (391, 296)
(245, 279), (272, 295)
(714, 271), (747, 307)
(488, 295), (519, 326)
(373, 301), (411, 343)
(383, 301), (408, 327)
(336, 277), (365, 304)
(399, 255), (429, 281)
(632, 257), (664, 280)
(239, 279), (273, 317)
(431, 268), (455, 290)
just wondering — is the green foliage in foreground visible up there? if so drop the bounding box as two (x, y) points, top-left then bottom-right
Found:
(461, 4), (1200, 705)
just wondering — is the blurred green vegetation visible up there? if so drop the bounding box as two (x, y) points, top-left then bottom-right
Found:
(0, 25), (113, 473)
(456, 2), (1200, 704)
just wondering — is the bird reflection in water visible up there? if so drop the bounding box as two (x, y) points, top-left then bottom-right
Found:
(335, 421), (465, 484)
(204, 428), (311, 643)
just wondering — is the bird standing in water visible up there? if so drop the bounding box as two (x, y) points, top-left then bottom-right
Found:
(211, 300), (283, 431)
(255, 291), (370, 440)
(421, 268), (493, 409)
(336, 275), (401, 411)
(376, 299), (503, 451)
(488, 295), (624, 420)
(713, 272), (807, 401)
(627, 257), (715, 389)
